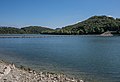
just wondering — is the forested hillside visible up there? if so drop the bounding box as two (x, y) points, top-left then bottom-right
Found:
(0, 26), (54, 34)
(50, 15), (120, 34)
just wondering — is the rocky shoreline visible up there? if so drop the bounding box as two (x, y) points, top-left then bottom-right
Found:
(0, 60), (84, 82)
(100, 31), (113, 36)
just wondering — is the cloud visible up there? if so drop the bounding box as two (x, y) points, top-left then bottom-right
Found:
(107, 15), (113, 17)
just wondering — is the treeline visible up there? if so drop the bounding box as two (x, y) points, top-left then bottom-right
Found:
(0, 15), (120, 34)
(0, 26), (54, 34)
(0, 27), (22, 34)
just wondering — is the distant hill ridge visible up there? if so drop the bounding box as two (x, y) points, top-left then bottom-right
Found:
(0, 26), (54, 34)
(0, 15), (120, 34)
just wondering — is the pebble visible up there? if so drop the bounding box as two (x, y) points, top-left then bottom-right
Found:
(0, 60), (84, 82)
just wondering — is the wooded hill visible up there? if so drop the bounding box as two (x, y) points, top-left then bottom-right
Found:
(0, 26), (54, 34)
(0, 15), (120, 34)
(49, 15), (120, 34)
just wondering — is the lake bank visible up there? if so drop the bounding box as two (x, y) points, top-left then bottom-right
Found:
(0, 59), (83, 82)
(0, 34), (117, 38)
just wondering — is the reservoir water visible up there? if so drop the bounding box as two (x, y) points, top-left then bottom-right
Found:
(0, 34), (120, 82)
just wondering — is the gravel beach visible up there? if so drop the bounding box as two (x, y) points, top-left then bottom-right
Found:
(0, 60), (84, 82)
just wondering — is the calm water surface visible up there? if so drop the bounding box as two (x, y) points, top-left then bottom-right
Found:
(0, 34), (120, 82)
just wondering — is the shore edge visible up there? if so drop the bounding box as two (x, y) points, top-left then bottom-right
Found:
(0, 59), (84, 82)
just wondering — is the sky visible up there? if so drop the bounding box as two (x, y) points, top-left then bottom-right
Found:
(0, 0), (120, 29)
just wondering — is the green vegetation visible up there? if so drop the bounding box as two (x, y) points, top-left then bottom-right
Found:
(0, 15), (120, 34)
(0, 27), (22, 34)
(51, 15), (120, 35)
(0, 26), (54, 34)
(21, 26), (54, 34)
